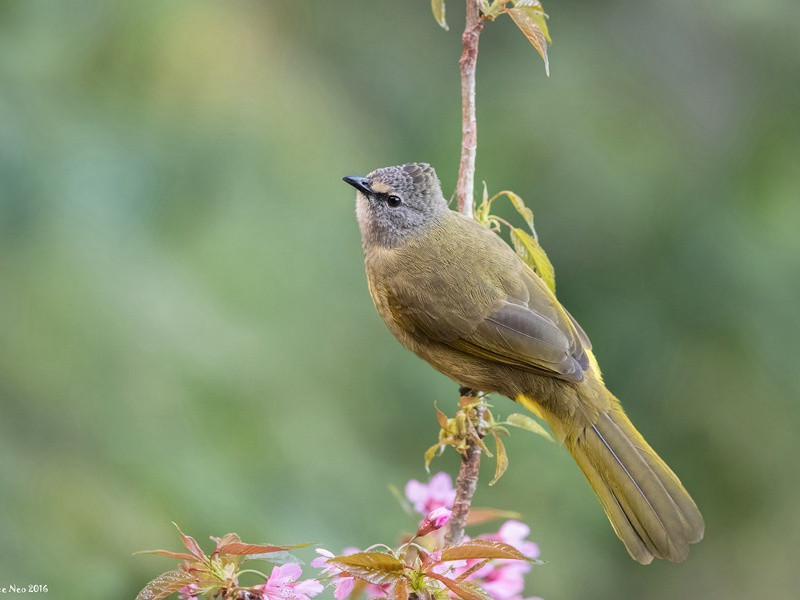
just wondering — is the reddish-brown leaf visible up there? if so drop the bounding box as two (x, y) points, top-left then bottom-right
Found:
(426, 572), (484, 600)
(465, 508), (521, 526)
(172, 523), (206, 560)
(440, 539), (532, 562)
(390, 579), (409, 600)
(434, 403), (449, 430)
(135, 569), (196, 600)
(454, 559), (491, 583)
(213, 533), (241, 551)
(134, 549), (197, 562)
(327, 552), (405, 586)
(455, 580), (494, 600)
(216, 542), (310, 556)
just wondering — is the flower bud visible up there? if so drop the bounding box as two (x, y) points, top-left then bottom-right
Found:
(416, 507), (452, 536)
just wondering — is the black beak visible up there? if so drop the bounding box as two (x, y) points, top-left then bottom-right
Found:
(342, 175), (373, 195)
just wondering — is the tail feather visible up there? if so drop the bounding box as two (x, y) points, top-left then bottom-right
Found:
(600, 411), (705, 544)
(527, 394), (704, 564)
(571, 438), (655, 564)
(583, 418), (686, 561)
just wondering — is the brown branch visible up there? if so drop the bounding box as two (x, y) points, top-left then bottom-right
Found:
(446, 0), (487, 549)
(455, 0), (484, 218)
(445, 399), (487, 546)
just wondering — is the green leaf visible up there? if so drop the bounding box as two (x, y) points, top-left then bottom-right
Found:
(498, 190), (535, 234)
(514, 1), (552, 43)
(135, 569), (196, 600)
(474, 182), (491, 226)
(424, 443), (441, 472)
(481, 0), (508, 20)
(488, 432), (508, 486)
(328, 552), (405, 586)
(505, 412), (553, 441)
(509, 227), (556, 293)
(441, 539), (533, 562)
(507, 6), (550, 76)
(431, 0), (448, 30)
(465, 507), (522, 526)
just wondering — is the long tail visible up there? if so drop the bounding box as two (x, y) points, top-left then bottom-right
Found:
(521, 393), (704, 564)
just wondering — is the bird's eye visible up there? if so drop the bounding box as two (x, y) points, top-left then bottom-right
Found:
(386, 195), (402, 207)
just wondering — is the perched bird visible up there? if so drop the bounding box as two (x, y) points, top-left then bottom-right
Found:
(343, 162), (704, 564)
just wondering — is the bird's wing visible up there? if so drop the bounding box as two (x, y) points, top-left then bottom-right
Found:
(447, 266), (590, 382)
(384, 243), (590, 382)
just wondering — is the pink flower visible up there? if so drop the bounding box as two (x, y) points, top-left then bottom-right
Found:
(311, 548), (359, 600)
(405, 472), (456, 515)
(259, 563), (323, 600)
(481, 563), (528, 600)
(177, 584), (198, 600)
(488, 520), (540, 560)
(416, 507), (452, 537)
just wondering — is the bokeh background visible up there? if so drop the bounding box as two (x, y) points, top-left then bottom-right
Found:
(1, 1), (799, 598)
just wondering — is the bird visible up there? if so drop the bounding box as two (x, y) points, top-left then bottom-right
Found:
(343, 162), (704, 564)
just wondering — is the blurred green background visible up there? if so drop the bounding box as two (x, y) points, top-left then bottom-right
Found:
(1, 1), (799, 598)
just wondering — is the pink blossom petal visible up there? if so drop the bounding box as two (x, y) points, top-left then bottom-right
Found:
(271, 562), (302, 583)
(431, 558), (467, 575)
(405, 480), (430, 513)
(177, 584), (199, 600)
(294, 578), (324, 597)
(261, 563), (324, 600)
(429, 507), (452, 527)
(519, 541), (540, 559)
(483, 565), (526, 600)
(311, 548), (335, 569)
(333, 577), (355, 600)
(491, 520), (540, 558)
(497, 521), (530, 545)
(404, 473), (456, 515)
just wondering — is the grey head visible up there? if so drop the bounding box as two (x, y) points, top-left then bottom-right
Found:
(343, 162), (448, 249)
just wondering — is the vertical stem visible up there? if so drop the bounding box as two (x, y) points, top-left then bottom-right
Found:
(456, 0), (484, 218)
(446, 0), (486, 549)
(445, 400), (487, 546)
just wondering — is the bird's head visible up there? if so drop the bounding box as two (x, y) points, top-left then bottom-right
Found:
(343, 162), (447, 249)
